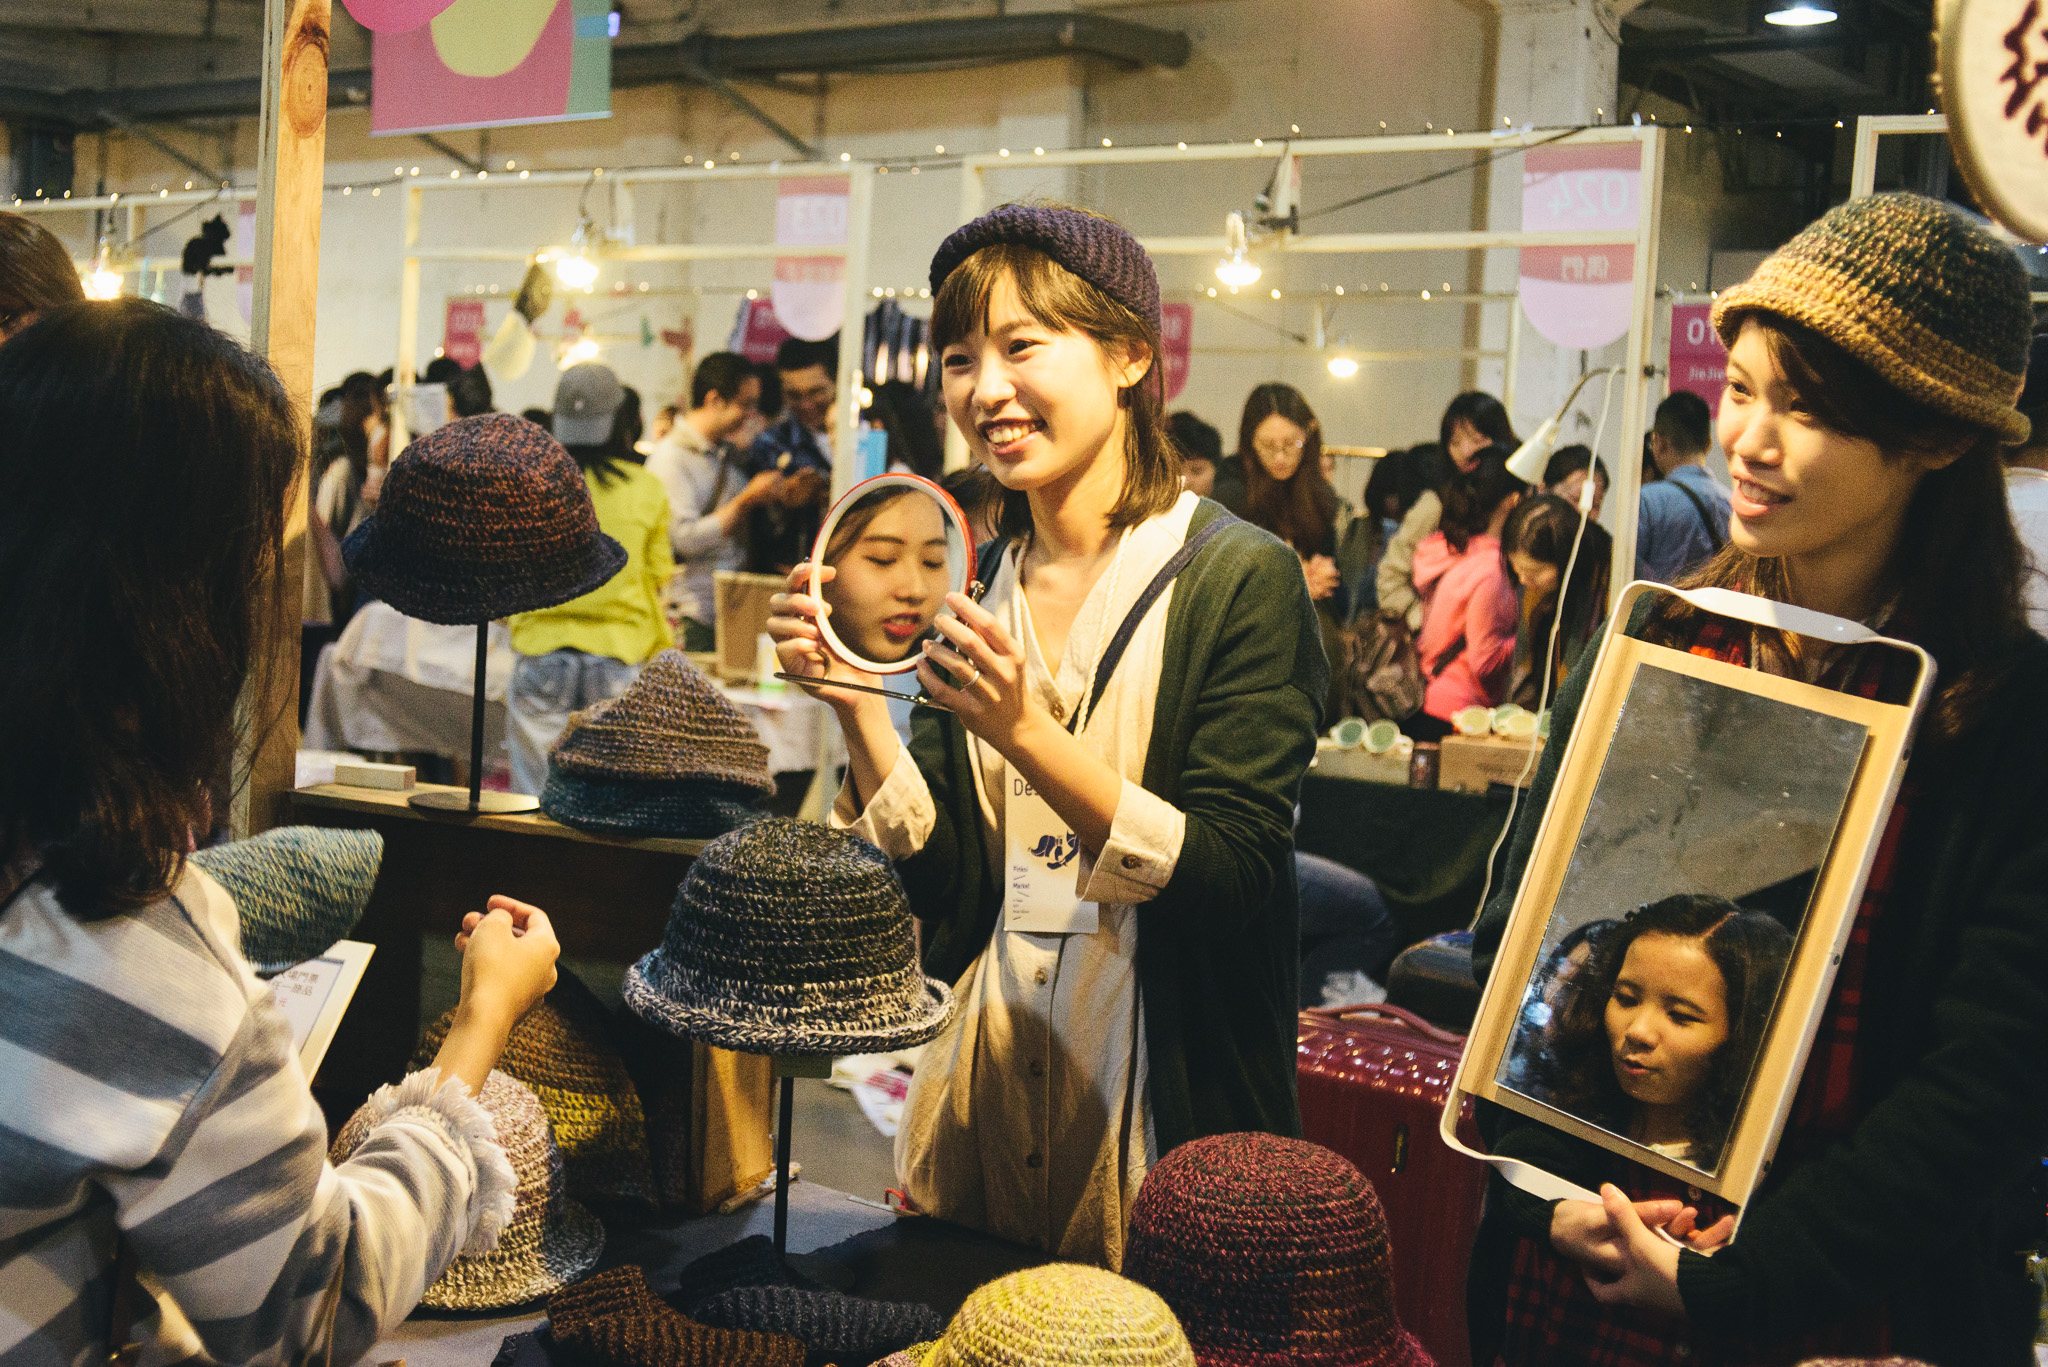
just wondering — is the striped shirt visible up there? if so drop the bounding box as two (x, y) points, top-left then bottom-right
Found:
(0, 860), (513, 1367)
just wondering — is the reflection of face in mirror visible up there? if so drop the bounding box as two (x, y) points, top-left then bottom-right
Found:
(1522, 894), (1792, 1170)
(821, 487), (952, 664)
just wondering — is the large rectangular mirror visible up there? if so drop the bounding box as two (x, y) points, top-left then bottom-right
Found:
(1453, 586), (1926, 1209)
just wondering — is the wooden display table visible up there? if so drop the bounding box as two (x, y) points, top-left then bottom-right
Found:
(290, 781), (774, 1212)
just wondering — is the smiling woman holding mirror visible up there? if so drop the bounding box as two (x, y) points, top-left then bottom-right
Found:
(1467, 196), (2048, 1365)
(769, 204), (1326, 1268)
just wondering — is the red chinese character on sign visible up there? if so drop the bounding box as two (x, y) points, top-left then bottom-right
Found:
(2002, 0), (2048, 149)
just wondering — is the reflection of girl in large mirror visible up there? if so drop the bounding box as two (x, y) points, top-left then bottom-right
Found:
(1468, 195), (2048, 1362)
(1534, 896), (1791, 1172)
(820, 484), (951, 664)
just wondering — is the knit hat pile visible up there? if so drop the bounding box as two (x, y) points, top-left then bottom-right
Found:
(668, 1235), (822, 1313)
(927, 1264), (1195, 1367)
(413, 969), (656, 1205)
(342, 412), (627, 625)
(696, 1287), (943, 1362)
(1712, 192), (2034, 444)
(624, 818), (955, 1057)
(189, 826), (381, 977)
(541, 650), (774, 839)
(333, 1071), (603, 1310)
(929, 204), (1162, 335)
(549, 1265), (804, 1367)
(1123, 1133), (1432, 1367)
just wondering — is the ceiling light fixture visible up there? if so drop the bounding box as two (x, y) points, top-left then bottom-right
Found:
(554, 219), (601, 289)
(1765, 1), (1837, 24)
(1215, 211), (1262, 288)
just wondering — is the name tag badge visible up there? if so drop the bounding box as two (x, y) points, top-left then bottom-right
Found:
(1004, 776), (1099, 935)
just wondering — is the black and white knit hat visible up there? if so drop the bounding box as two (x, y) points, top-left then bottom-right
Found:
(622, 818), (955, 1056)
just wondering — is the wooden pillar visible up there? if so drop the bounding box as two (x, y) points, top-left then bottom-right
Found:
(236, 0), (332, 837)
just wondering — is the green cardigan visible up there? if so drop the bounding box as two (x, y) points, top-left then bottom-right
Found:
(1472, 603), (2048, 1364)
(897, 498), (1329, 1154)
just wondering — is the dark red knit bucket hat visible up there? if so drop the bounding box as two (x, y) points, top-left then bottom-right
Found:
(1124, 1133), (1434, 1367)
(342, 412), (627, 624)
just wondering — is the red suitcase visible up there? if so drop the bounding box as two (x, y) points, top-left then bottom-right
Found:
(1298, 1003), (1488, 1367)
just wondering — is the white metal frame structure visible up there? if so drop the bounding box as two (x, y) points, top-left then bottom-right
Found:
(393, 162), (879, 497)
(1851, 113), (2048, 304)
(11, 186), (264, 298)
(955, 128), (1669, 600)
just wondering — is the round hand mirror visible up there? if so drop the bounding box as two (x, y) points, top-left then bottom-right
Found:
(808, 473), (974, 676)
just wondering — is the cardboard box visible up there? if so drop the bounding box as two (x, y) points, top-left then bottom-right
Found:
(1439, 733), (1544, 793)
(1313, 738), (1412, 786)
(713, 571), (789, 682)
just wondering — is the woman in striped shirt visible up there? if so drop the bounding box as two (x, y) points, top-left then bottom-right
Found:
(0, 299), (560, 1365)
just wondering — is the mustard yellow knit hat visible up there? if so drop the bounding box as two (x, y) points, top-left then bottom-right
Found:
(1712, 192), (2033, 444)
(928, 1264), (1195, 1367)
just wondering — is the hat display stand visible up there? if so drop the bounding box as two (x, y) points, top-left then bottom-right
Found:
(770, 1053), (856, 1292)
(409, 622), (541, 815)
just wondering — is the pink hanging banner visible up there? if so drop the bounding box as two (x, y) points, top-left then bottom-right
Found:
(1519, 144), (1639, 351)
(444, 299), (486, 368)
(1159, 303), (1193, 403)
(1667, 304), (1729, 413)
(771, 178), (849, 342)
(730, 298), (792, 364)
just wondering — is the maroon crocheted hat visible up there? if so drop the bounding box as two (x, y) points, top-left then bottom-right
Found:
(342, 413), (627, 625)
(1124, 1133), (1434, 1367)
(548, 649), (773, 794)
(929, 203), (1161, 334)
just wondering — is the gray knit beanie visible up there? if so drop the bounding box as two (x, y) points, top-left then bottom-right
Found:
(930, 203), (1161, 334)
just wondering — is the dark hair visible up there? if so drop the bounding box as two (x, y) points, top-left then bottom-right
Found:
(1365, 447), (1428, 522)
(1537, 895), (1793, 1171)
(448, 365), (493, 417)
(776, 336), (838, 376)
(823, 484), (926, 563)
(521, 406), (552, 427)
(942, 466), (1002, 545)
(0, 300), (298, 912)
(565, 433), (634, 486)
(1167, 411), (1223, 467)
(0, 212), (85, 330)
(753, 362), (783, 420)
(860, 381), (942, 480)
(1236, 382), (1338, 555)
(1437, 444), (1528, 553)
(1653, 391), (1713, 457)
(421, 355), (463, 385)
(1438, 391), (1518, 460)
(1503, 492), (1613, 694)
(1542, 443), (1610, 493)
(613, 384), (645, 457)
(692, 351), (756, 408)
(1654, 312), (2029, 742)
(931, 230), (1181, 542)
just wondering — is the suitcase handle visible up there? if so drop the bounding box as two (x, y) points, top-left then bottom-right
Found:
(1302, 1001), (1467, 1047)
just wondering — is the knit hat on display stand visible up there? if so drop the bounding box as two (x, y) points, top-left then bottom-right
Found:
(1711, 192), (2034, 444)
(189, 826), (381, 977)
(929, 203), (1162, 334)
(623, 818), (955, 1056)
(549, 1265), (805, 1367)
(540, 650), (775, 839)
(927, 1264), (1195, 1367)
(1123, 1133), (1432, 1367)
(340, 413), (627, 624)
(414, 968), (656, 1205)
(332, 1070), (603, 1310)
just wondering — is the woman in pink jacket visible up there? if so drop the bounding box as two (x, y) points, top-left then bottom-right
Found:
(1410, 444), (1529, 740)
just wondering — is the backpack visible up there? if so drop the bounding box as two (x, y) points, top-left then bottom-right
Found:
(1335, 610), (1467, 725)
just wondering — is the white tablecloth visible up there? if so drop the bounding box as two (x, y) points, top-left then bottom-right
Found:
(302, 604), (513, 760)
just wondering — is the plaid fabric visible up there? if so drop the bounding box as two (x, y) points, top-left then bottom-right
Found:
(1497, 613), (1912, 1365)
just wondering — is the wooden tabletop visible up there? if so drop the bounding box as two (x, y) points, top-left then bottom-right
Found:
(292, 782), (709, 857)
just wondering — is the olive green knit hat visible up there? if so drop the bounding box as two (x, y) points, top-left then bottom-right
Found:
(928, 1264), (1195, 1367)
(1712, 192), (2033, 444)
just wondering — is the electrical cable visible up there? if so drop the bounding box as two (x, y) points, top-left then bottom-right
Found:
(1466, 366), (1622, 932)
(1297, 128), (1579, 223)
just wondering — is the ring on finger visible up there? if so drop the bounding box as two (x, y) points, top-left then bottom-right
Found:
(964, 665), (982, 688)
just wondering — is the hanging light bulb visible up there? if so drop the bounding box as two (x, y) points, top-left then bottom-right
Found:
(1326, 337), (1359, 379)
(1764, 0), (1836, 22)
(555, 219), (600, 289)
(560, 330), (601, 369)
(1215, 211), (1262, 288)
(82, 236), (123, 300)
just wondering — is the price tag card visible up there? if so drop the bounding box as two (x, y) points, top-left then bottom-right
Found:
(1004, 776), (1098, 936)
(268, 939), (376, 1076)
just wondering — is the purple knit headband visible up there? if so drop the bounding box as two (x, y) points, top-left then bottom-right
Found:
(928, 204), (1162, 335)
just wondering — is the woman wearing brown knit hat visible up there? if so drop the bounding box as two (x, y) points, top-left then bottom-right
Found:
(1470, 193), (2045, 1365)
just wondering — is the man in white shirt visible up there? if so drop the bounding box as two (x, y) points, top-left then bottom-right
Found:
(644, 352), (781, 651)
(2005, 335), (2048, 636)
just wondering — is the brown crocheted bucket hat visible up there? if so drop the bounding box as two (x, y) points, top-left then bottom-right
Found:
(548, 650), (774, 794)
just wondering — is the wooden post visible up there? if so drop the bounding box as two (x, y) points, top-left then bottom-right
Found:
(236, 0), (331, 837)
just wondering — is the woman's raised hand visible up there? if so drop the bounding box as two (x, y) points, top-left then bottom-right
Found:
(766, 561), (884, 710)
(920, 590), (1036, 753)
(453, 895), (560, 1027)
